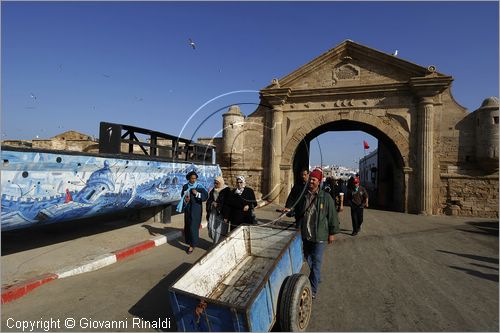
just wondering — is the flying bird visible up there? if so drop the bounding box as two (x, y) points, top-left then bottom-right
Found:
(30, 93), (37, 100)
(392, 50), (398, 56)
(188, 38), (196, 50)
(102, 74), (111, 78)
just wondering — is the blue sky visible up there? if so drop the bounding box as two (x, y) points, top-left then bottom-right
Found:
(2, 1), (498, 169)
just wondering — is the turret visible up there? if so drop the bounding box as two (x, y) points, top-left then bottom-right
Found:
(474, 97), (499, 172)
(222, 105), (245, 165)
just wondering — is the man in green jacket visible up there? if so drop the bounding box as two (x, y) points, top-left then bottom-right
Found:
(293, 168), (340, 298)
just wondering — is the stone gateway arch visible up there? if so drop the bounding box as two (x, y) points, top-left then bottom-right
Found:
(201, 40), (498, 217)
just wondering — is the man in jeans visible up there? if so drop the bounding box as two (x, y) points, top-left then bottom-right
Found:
(293, 168), (340, 299)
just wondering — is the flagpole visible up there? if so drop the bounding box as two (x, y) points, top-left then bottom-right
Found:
(362, 140), (369, 185)
(363, 145), (366, 184)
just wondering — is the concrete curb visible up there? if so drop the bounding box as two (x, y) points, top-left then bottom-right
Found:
(1, 227), (188, 304)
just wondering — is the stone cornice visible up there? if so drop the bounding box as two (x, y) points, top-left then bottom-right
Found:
(259, 88), (292, 107)
(409, 76), (453, 97)
(284, 82), (411, 98)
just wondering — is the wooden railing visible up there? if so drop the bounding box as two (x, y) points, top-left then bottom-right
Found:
(98, 122), (215, 164)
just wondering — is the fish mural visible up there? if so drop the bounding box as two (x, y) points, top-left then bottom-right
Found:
(1, 148), (221, 231)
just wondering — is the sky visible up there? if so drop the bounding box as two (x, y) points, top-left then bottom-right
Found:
(2, 1), (499, 169)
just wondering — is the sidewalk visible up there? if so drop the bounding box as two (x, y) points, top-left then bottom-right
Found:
(1, 209), (188, 303)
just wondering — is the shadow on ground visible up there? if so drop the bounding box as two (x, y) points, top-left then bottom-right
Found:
(458, 220), (499, 237)
(129, 263), (194, 332)
(437, 249), (499, 283)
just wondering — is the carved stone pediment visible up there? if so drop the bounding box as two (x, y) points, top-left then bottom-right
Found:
(265, 40), (445, 90)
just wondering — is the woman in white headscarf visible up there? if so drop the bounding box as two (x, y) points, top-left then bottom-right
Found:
(206, 176), (231, 244)
(226, 175), (257, 231)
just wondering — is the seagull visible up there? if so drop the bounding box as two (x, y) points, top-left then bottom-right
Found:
(188, 38), (196, 50)
(30, 92), (37, 100)
(102, 74), (111, 78)
(392, 50), (398, 56)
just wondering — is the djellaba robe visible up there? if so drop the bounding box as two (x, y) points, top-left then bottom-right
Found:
(181, 183), (208, 247)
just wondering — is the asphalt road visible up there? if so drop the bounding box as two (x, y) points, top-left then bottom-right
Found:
(1, 208), (498, 332)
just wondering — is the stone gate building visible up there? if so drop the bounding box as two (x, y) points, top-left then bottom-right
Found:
(200, 40), (498, 218)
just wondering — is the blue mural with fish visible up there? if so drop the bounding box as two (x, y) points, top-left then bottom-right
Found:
(1, 149), (220, 231)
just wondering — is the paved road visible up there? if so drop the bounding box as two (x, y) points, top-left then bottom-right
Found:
(1, 207), (498, 332)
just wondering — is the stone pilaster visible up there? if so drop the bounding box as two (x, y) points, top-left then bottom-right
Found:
(409, 75), (452, 215)
(403, 167), (413, 213)
(267, 107), (283, 203)
(417, 97), (435, 215)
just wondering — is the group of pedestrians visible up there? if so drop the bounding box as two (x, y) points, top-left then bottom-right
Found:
(176, 171), (256, 254)
(176, 168), (369, 301)
(323, 177), (345, 212)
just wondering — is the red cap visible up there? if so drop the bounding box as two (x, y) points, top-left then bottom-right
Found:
(309, 168), (323, 181)
(353, 177), (360, 184)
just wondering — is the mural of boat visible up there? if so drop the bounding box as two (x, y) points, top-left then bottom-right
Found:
(1, 122), (221, 231)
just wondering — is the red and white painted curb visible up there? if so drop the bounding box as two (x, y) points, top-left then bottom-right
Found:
(1, 227), (191, 304)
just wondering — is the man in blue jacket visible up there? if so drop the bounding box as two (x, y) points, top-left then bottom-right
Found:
(293, 168), (340, 298)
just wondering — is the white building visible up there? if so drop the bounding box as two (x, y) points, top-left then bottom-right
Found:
(311, 165), (357, 181)
(359, 149), (378, 191)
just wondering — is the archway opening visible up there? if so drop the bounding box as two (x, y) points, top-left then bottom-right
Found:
(291, 120), (405, 212)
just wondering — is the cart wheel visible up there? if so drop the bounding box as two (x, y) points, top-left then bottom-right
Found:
(278, 273), (313, 331)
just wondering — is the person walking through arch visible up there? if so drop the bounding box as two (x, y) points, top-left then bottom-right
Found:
(280, 168), (309, 224)
(333, 178), (344, 212)
(206, 176), (231, 245)
(177, 171), (208, 254)
(226, 176), (257, 231)
(293, 168), (339, 299)
(346, 177), (368, 236)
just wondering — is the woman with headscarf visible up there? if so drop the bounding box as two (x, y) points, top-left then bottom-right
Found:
(176, 171), (208, 254)
(206, 176), (231, 244)
(227, 176), (257, 231)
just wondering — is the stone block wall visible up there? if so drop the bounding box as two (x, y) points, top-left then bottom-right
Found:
(439, 174), (499, 218)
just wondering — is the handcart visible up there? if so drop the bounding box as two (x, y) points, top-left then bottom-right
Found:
(169, 224), (312, 331)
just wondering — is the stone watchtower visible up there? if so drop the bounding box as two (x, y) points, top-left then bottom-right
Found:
(221, 106), (245, 185)
(474, 97), (499, 173)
